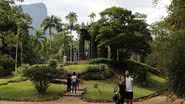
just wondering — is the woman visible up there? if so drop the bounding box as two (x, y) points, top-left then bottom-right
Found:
(76, 74), (81, 92)
(71, 72), (77, 94)
(119, 75), (126, 104)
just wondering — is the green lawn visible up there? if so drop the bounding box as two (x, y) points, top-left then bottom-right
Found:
(0, 75), (25, 85)
(0, 81), (65, 101)
(63, 64), (97, 73)
(82, 74), (168, 100)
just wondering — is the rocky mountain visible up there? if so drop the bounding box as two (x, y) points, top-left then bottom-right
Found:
(21, 3), (48, 32)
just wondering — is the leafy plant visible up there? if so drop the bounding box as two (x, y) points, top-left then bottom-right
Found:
(13, 64), (30, 76)
(23, 64), (59, 94)
(48, 59), (58, 69)
(89, 58), (113, 65)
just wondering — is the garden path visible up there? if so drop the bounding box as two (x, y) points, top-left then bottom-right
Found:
(0, 96), (183, 104)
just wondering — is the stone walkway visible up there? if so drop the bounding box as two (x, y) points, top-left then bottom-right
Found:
(0, 96), (183, 104)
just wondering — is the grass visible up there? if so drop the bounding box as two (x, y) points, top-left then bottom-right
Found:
(0, 81), (65, 101)
(63, 64), (97, 73)
(0, 75), (25, 85)
(82, 74), (168, 100)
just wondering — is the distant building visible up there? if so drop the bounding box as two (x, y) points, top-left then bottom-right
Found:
(21, 3), (48, 34)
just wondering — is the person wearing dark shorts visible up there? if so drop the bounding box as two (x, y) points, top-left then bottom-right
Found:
(67, 74), (72, 93)
(119, 76), (126, 104)
(125, 70), (133, 104)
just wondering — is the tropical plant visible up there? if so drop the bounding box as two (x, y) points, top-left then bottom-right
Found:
(23, 64), (59, 94)
(41, 15), (63, 58)
(89, 12), (96, 22)
(65, 12), (78, 61)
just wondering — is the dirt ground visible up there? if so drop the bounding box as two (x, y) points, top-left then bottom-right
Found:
(0, 96), (183, 104)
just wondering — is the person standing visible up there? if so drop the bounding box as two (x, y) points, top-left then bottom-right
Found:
(66, 74), (72, 93)
(76, 74), (81, 92)
(63, 55), (67, 64)
(119, 75), (126, 104)
(125, 70), (133, 104)
(71, 72), (77, 94)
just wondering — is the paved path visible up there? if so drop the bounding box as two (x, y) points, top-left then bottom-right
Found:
(0, 96), (183, 104)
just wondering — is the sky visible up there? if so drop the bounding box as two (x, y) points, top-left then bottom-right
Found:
(17, 0), (171, 25)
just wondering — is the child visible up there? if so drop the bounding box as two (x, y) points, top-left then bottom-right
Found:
(67, 74), (71, 93)
(112, 85), (120, 104)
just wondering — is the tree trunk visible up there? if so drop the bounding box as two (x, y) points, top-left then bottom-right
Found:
(98, 46), (107, 58)
(90, 37), (97, 59)
(111, 47), (117, 61)
(20, 42), (23, 66)
(15, 27), (20, 70)
(70, 30), (73, 61)
(108, 46), (111, 59)
(79, 32), (85, 60)
(49, 27), (53, 59)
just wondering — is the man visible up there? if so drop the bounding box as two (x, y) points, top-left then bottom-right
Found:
(125, 70), (133, 104)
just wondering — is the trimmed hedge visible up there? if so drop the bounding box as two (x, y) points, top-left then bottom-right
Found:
(89, 58), (113, 65)
(23, 64), (60, 94)
(83, 64), (112, 80)
(62, 64), (113, 80)
(48, 59), (58, 69)
(124, 59), (160, 75)
(13, 64), (30, 76)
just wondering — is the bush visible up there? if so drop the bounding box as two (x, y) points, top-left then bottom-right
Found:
(89, 58), (113, 65)
(48, 59), (58, 69)
(121, 59), (159, 86)
(0, 54), (15, 76)
(23, 64), (59, 94)
(83, 64), (112, 80)
(13, 64), (30, 76)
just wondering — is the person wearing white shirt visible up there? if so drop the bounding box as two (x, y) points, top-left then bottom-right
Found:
(63, 55), (67, 64)
(125, 70), (133, 104)
(71, 72), (77, 94)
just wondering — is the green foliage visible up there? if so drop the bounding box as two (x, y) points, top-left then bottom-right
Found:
(122, 59), (160, 85)
(90, 7), (152, 60)
(13, 64), (30, 76)
(89, 58), (113, 65)
(0, 54), (15, 76)
(63, 64), (112, 80)
(83, 64), (112, 80)
(48, 59), (58, 69)
(23, 64), (59, 94)
(165, 32), (185, 98)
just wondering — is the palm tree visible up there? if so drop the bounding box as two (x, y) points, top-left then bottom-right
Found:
(65, 12), (78, 33)
(89, 12), (96, 22)
(41, 15), (63, 58)
(32, 30), (47, 63)
(65, 12), (78, 61)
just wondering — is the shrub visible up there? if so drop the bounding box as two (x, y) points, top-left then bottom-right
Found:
(0, 54), (15, 76)
(121, 59), (159, 86)
(13, 64), (30, 76)
(48, 59), (58, 69)
(89, 58), (113, 65)
(23, 64), (59, 94)
(84, 64), (112, 80)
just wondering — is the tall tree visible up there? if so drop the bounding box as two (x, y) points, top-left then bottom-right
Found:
(92, 7), (152, 61)
(65, 12), (78, 61)
(65, 12), (78, 33)
(89, 12), (96, 22)
(41, 15), (63, 58)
